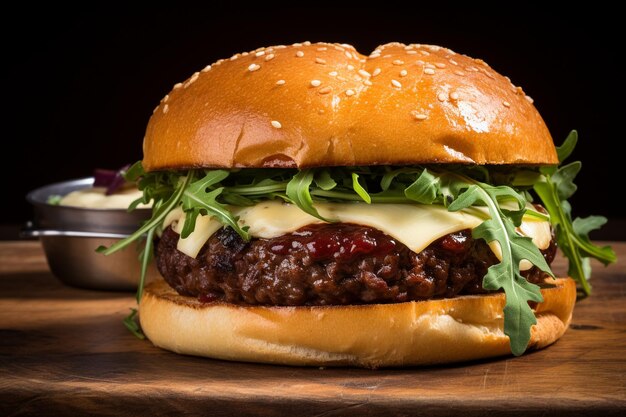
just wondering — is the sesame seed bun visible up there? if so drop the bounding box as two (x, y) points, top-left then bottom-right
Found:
(142, 42), (557, 171)
(137, 42), (570, 367)
(139, 277), (576, 368)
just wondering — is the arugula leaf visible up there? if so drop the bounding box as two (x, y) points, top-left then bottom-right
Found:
(97, 173), (193, 255)
(123, 308), (144, 339)
(573, 215), (607, 237)
(181, 170), (249, 239)
(380, 167), (422, 191)
(351, 173), (371, 204)
(556, 130), (578, 163)
(124, 160), (146, 182)
(315, 170), (337, 191)
(47, 195), (63, 205)
(534, 131), (616, 296)
(404, 169), (439, 204)
(552, 162), (581, 200)
(137, 210), (157, 303)
(286, 169), (330, 221)
(449, 182), (551, 355)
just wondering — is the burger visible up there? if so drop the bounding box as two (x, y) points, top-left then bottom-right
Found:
(102, 42), (615, 368)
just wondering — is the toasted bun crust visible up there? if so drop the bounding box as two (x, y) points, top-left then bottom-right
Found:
(143, 42), (557, 171)
(139, 277), (576, 368)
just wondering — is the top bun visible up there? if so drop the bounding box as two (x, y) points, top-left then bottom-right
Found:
(143, 42), (557, 171)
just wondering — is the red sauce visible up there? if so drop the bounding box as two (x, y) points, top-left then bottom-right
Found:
(439, 231), (471, 253)
(269, 223), (397, 261)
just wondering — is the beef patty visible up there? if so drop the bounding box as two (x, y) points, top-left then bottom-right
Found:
(156, 223), (557, 306)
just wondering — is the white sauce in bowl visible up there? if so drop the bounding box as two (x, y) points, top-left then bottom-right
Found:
(59, 187), (151, 209)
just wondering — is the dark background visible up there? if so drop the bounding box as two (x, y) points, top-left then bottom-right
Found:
(4, 7), (623, 239)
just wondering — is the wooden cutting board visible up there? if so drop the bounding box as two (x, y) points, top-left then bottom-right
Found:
(1, 241), (624, 416)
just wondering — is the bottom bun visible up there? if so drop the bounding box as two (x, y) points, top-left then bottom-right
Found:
(139, 277), (576, 368)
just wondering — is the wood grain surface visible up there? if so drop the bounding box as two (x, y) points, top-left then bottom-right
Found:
(0, 241), (624, 417)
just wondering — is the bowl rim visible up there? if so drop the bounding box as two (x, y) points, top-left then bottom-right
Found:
(26, 176), (151, 213)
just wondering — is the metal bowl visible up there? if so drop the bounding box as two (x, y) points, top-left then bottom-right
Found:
(24, 178), (160, 291)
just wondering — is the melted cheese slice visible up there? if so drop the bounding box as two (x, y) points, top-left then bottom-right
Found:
(163, 201), (551, 271)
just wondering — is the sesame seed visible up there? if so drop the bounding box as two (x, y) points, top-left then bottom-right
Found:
(334, 46), (345, 51)
(293, 42), (303, 47)
(276, 79), (285, 86)
(454, 70), (465, 76)
(503, 101), (511, 108)
(271, 120), (282, 129)
(465, 66), (478, 72)
(391, 79), (402, 88)
(525, 95), (534, 103)
(400, 69), (408, 77)
(317, 47), (327, 51)
(406, 50), (418, 55)
(345, 89), (355, 96)
(310, 79), (322, 87)
(435, 62), (446, 69)
(372, 68), (381, 77)
(303, 41), (311, 46)
(450, 92), (460, 100)
(449, 59), (458, 66)
(296, 51), (304, 57)
(424, 68), (435, 75)
(363, 80), (372, 86)
(183, 73), (199, 88)
(358, 69), (371, 78)
(201, 65), (212, 72)
(404, 45), (414, 50)
(425, 63), (435, 69)
(318, 86), (332, 94)
(341, 43), (352, 49)
(347, 65), (354, 71)
(152, 105), (158, 114)
(230, 54), (239, 61)
(255, 51), (265, 57)
(345, 51), (352, 59)
(420, 50), (430, 56)
(393, 59), (404, 65)
(241, 52), (249, 56)
(315, 58), (327, 64)
(173, 82), (183, 89)
(163, 104), (169, 114)
(248, 63), (261, 72)
(370, 53), (380, 59)
(163, 94), (169, 103)
(265, 54), (275, 61)
(413, 112), (428, 120)
(437, 92), (447, 102)
(328, 71), (338, 77)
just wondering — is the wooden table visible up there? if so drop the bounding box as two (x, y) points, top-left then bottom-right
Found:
(1, 241), (624, 416)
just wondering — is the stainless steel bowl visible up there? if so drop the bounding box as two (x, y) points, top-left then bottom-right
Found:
(24, 178), (160, 291)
